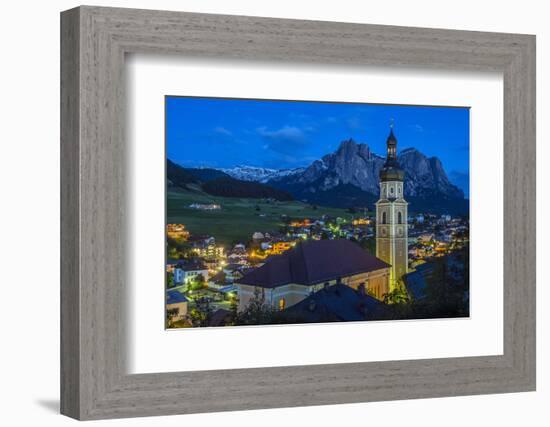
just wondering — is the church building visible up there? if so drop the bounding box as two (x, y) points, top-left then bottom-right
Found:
(376, 125), (409, 289)
(235, 239), (390, 311)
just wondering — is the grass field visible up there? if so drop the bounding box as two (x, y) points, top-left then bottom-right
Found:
(167, 189), (359, 246)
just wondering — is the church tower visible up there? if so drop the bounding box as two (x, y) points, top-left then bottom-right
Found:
(376, 124), (408, 290)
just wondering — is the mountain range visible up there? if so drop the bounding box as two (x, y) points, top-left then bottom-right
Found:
(168, 139), (469, 215)
(219, 165), (304, 183)
(167, 160), (294, 201)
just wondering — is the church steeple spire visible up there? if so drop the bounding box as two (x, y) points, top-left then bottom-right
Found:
(379, 122), (404, 182)
(386, 123), (397, 161)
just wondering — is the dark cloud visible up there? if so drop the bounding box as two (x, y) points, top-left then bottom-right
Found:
(256, 125), (309, 156)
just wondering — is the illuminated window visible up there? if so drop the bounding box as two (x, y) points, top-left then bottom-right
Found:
(278, 298), (286, 311)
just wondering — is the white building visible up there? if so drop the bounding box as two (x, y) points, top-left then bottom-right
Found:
(173, 260), (209, 285)
(252, 232), (265, 240)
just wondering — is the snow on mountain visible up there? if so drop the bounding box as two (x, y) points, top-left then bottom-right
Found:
(219, 165), (305, 183)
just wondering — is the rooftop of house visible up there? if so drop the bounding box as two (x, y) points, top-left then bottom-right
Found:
(237, 239), (390, 288)
(223, 263), (243, 271)
(403, 263), (435, 300)
(166, 290), (188, 305)
(174, 258), (208, 271)
(187, 234), (213, 243)
(208, 271), (227, 284)
(284, 284), (388, 322)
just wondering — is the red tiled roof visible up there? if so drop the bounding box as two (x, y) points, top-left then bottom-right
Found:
(238, 239), (389, 288)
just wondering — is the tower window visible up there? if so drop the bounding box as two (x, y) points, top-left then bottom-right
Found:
(382, 212), (387, 224)
(398, 212), (402, 224)
(390, 187), (394, 195)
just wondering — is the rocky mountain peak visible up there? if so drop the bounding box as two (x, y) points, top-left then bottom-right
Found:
(335, 138), (373, 160)
(269, 138), (465, 201)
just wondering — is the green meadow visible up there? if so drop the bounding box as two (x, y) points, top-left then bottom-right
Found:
(167, 189), (358, 246)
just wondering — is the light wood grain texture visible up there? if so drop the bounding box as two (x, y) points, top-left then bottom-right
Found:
(60, 6), (536, 420)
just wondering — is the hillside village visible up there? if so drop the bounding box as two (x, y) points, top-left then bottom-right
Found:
(166, 181), (469, 328)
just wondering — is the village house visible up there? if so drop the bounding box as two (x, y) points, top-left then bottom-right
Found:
(227, 244), (249, 265)
(207, 271), (228, 290)
(352, 217), (370, 226)
(418, 233), (435, 244)
(252, 232), (265, 241)
(270, 240), (294, 255)
(235, 239), (390, 312)
(166, 290), (189, 322)
(173, 259), (209, 285)
(166, 258), (181, 273)
(189, 235), (224, 260)
(222, 263), (245, 283)
(166, 223), (190, 240)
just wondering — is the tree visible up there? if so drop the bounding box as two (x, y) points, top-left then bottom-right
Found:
(166, 236), (193, 259)
(166, 308), (179, 328)
(234, 287), (279, 325)
(383, 281), (409, 305)
(227, 293), (239, 326)
(380, 281), (412, 319)
(189, 296), (213, 327)
(187, 273), (206, 291)
(166, 271), (175, 288)
(412, 247), (469, 319)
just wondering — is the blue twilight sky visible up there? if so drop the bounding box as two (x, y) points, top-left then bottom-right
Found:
(166, 96), (470, 197)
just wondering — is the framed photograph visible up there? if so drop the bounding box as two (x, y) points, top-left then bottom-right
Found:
(61, 6), (536, 420)
(164, 97), (471, 329)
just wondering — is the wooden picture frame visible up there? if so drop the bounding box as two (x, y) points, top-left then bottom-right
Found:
(60, 6), (536, 420)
